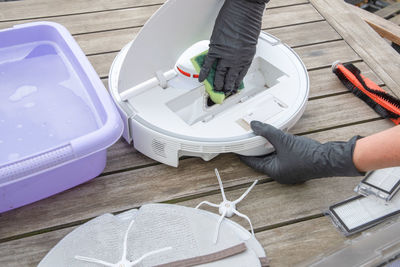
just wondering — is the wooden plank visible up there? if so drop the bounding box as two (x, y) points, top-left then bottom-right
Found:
(0, 227), (73, 267)
(104, 139), (155, 174)
(267, 0), (309, 9)
(293, 40), (361, 70)
(257, 217), (348, 267)
(0, 0), (164, 22)
(180, 176), (363, 231)
(262, 4), (323, 29)
(0, 0), (306, 22)
(0, 92), (389, 241)
(267, 21), (341, 48)
(375, 2), (400, 19)
(390, 14), (400, 25)
(290, 93), (381, 134)
(308, 62), (383, 99)
(0, 5), (161, 34)
(88, 52), (118, 79)
(347, 4), (400, 46)
(74, 28), (140, 56)
(304, 118), (393, 141)
(310, 0), (400, 98)
(0, 3), (323, 36)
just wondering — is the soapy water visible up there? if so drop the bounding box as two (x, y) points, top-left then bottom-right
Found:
(9, 85), (38, 102)
(0, 42), (100, 165)
(8, 153), (20, 161)
(24, 102), (36, 108)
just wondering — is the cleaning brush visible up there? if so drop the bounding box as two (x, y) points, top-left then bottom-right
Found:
(332, 61), (400, 125)
(191, 50), (244, 105)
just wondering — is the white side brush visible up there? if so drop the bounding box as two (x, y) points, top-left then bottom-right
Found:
(196, 168), (258, 244)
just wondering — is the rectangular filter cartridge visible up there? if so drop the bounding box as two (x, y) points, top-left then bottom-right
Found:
(355, 167), (400, 202)
(328, 191), (400, 236)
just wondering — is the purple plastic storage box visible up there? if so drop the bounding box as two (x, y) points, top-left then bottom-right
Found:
(0, 22), (123, 213)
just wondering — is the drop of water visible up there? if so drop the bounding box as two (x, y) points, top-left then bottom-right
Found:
(8, 153), (20, 161)
(0, 140), (3, 144)
(17, 124), (23, 129)
(49, 133), (54, 137)
(9, 85), (38, 102)
(17, 138), (23, 142)
(24, 102), (36, 108)
(0, 119), (5, 123)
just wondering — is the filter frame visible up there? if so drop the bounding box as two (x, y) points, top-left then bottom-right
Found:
(356, 168), (400, 202)
(362, 172), (400, 195)
(328, 195), (400, 235)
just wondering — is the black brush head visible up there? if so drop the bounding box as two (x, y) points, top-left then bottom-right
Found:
(334, 63), (400, 119)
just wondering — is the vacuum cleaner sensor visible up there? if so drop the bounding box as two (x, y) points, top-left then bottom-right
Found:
(109, 0), (309, 167)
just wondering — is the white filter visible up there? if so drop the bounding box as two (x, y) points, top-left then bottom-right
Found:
(329, 192), (400, 236)
(355, 167), (400, 202)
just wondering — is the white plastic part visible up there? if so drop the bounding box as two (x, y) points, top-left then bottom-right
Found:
(109, 0), (309, 167)
(176, 40), (209, 78)
(120, 69), (177, 101)
(196, 169), (257, 244)
(75, 219), (172, 267)
(331, 60), (341, 72)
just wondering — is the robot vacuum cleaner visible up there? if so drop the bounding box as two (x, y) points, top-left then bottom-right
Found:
(109, 0), (309, 167)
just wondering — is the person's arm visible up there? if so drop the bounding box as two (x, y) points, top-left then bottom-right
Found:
(353, 125), (400, 172)
(239, 121), (400, 184)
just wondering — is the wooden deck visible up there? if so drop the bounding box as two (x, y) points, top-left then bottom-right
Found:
(0, 0), (399, 266)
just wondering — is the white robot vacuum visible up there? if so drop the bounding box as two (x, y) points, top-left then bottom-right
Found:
(109, 0), (309, 167)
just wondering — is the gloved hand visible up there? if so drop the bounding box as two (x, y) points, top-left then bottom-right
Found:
(199, 0), (269, 94)
(239, 121), (364, 184)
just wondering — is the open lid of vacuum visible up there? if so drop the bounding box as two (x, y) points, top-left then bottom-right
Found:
(109, 0), (309, 166)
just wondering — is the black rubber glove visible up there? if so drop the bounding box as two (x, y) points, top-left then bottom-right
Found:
(199, 0), (269, 93)
(239, 121), (364, 184)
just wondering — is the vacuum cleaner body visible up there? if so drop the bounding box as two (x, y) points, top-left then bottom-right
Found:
(109, 0), (309, 167)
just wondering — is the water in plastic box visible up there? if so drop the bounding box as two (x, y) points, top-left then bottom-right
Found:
(0, 42), (99, 165)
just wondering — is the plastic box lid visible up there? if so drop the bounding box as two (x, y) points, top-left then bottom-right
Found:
(0, 22), (123, 185)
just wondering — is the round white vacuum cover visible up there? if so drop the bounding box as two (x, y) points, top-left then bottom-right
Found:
(109, 0), (309, 166)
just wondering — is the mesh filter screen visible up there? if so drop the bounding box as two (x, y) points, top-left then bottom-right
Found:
(330, 191), (400, 234)
(365, 167), (400, 193)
